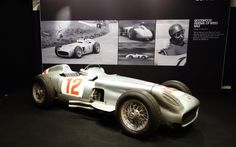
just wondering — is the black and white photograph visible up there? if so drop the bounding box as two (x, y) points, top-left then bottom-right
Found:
(118, 20), (156, 65)
(41, 20), (118, 65)
(155, 19), (190, 66)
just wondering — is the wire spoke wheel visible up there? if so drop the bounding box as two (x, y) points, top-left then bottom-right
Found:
(32, 82), (46, 104)
(32, 75), (55, 107)
(121, 99), (149, 131)
(76, 50), (82, 57)
(74, 47), (83, 58)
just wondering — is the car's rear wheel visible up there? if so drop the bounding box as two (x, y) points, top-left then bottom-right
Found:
(116, 90), (161, 137)
(74, 46), (83, 58)
(93, 42), (100, 53)
(162, 80), (192, 94)
(150, 30), (155, 40)
(32, 75), (55, 107)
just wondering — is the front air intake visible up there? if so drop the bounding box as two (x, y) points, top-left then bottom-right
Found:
(182, 107), (199, 126)
(58, 51), (69, 56)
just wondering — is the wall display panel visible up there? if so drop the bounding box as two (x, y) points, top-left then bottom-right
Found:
(39, 0), (230, 90)
(41, 20), (118, 64)
(40, 19), (191, 66)
(118, 20), (155, 66)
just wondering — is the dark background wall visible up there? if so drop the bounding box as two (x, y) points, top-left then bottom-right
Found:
(0, 1), (33, 95)
(223, 7), (236, 90)
(0, 0), (235, 96)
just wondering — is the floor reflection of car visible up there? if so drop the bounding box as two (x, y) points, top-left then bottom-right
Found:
(120, 23), (154, 40)
(55, 38), (100, 58)
(125, 53), (148, 59)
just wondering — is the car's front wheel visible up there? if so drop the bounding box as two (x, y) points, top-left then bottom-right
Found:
(162, 80), (192, 94)
(127, 55), (133, 59)
(32, 75), (55, 107)
(116, 90), (161, 137)
(74, 46), (83, 58)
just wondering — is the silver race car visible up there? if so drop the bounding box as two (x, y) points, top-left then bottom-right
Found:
(120, 24), (154, 40)
(55, 38), (100, 58)
(125, 53), (149, 59)
(32, 64), (200, 136)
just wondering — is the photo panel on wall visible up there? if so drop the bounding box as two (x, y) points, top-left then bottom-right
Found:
(118, 20), (156, 66)
(155, 19), (190, 66)
(40, 20), (118, 65)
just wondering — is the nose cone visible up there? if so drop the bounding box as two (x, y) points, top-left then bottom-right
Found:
(171, 90), (200, 113)
(136, 29), (153, 39)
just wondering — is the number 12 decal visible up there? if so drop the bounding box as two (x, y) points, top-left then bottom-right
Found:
(62, 77), (84, 97)
(66, 78), (82, 95)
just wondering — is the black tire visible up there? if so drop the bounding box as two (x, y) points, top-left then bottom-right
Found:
(141, 56), (146, 59)
(55, 46), (60, 57)
(128, 29), (136, 40)
(74, 46), (83, 58)
(93, 42), (100, 53)
(162, 80), (192, 94)
(150, 30), (155, 40)
(116, 89), (161, 137)
(32, 75), (55, 107)
(128, 55), (133, 59)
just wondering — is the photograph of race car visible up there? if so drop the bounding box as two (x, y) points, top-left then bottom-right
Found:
(125, 53), (149, 59)
(32, 64), (200, 137)
(120, 22), (154, 40)
(55, 38), (100, 58)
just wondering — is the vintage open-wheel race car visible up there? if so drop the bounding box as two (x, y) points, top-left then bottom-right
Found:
(32, 64), (200, 137)
(55, 38), (100, 58)
(120, 23), (154, 41)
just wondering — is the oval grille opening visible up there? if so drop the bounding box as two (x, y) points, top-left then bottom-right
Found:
(58, 51), (69, 56)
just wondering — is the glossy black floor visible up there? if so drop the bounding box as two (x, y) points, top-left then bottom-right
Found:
(0, 88), (236, 147)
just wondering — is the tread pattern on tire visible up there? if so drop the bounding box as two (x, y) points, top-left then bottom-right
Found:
(33, 75), (55, 107)
(116, 89), (161, 137)
(162, 80), (192, 94)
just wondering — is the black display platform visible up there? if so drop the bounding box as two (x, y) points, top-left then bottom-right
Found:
(0, 89), (235, 147)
